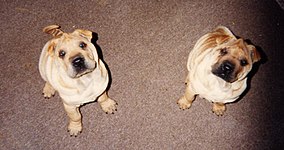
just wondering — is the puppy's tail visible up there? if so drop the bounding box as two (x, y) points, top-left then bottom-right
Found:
(43, 25), (63, 37)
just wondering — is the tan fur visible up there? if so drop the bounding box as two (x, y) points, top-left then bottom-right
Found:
(177, 26), (260, 116)
(39, 25), (117, 136)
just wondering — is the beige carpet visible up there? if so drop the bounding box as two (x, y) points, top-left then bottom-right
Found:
(1, 0), (283, 149)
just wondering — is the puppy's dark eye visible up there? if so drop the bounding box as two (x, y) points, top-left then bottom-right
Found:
(240, 59), (248, 66)
(79, 42), (87, 49)
(220, 48), (228, 56)
(59, 50), (66, 58)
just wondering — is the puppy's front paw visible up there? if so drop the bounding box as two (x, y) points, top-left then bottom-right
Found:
(68, 122), (82, 137)
(177, 96), (192, 110)
(100, 98), (117, 114)
(212, 103), (226, 116)
(42, 83), (56, 98)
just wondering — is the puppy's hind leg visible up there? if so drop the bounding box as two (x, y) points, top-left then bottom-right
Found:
(42, 82), (56, 98)
(177, 82), (196, 110)
(97, 91), (117, 114)
(63, 103), (82, 136)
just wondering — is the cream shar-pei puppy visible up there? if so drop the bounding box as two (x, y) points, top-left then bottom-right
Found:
(177, 26), (261, 116)
(39, 25), (117, 136)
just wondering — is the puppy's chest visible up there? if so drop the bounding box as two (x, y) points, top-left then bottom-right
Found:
(75, 74), (94, 90)
(192, 80), (237, 103)
(59, 76), (108, 106)
(191, 69), (245, 103)
(72, 72), (107, 94)
(53, 67), (109, 105)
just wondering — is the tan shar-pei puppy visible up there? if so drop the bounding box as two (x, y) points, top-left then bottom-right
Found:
(177, 26), (261, 116)
(39, 25), (117, 136)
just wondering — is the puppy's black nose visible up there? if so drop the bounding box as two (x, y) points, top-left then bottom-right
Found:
(218, 61), (235, 81)
(212, 61), (236, 82)
(221, 61), (234, 73)
(72, 57), (86, 71)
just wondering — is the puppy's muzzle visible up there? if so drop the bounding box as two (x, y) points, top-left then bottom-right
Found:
(72, 56), (87, 73)
(212, 60), (235, 82)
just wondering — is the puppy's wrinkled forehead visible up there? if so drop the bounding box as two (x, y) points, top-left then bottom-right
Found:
(60, 33), (87, 43)
(56, 33), (88, 48)
(226, 39), (249, 58)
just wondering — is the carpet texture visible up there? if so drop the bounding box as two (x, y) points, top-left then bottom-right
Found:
(1, 0), (283, 149)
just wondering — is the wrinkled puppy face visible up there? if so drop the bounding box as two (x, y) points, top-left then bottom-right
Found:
(211, 39), (258, 83)
(48, 30), (97, 78)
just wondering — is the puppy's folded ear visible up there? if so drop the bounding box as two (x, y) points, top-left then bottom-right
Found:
(214, 26), (237, 45)
(72, 29), (93, 41)
(215, 35), (231, 45)
(43, 25), (63, 37)
(247, 45), (261, 63)
(47, 41), (56, 56)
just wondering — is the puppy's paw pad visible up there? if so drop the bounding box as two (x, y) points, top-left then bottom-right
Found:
(177, 96), (192, 110)
(68, 124), (82, 136)
(212, 109), (225, 116)
(43, 85), (56, 98)
(100, 99), (117, 114)
(212, 104), (226, 116)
